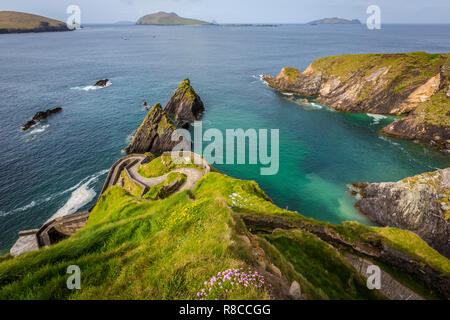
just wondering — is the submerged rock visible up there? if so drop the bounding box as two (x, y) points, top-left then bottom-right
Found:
(164, 79), (204, 122)
(352, 168), (450, 258)
(22, 107), (62, 130)
(125, 103), (180, 154)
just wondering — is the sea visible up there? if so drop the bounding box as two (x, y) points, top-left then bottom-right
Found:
(1, 23), (449, 253)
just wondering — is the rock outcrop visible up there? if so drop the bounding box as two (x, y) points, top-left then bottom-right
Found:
(94, 79), (109, 87)
(125, 103), (180, 154)
(22, 107), (62, 130)
(264, 52), (450, 152)
(164, 79), (205, 122)
(351, 168), (450, 257)
(125, 79), (205, 154)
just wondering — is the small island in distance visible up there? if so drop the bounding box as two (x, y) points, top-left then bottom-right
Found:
(137, 11), (211, 26)
(0, 11), (71, 34)
(308, 17), (361, 25)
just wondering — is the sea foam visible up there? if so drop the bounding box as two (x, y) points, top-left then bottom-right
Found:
(71, 81), (112, 91)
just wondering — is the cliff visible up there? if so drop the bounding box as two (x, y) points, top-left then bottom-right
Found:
(352, 168), (450, 258)
(137, 12), (210, 26)
(264, 52), (450, 152)
(124, 103), (178, 154)
(1, 154), (449, 299)
(0, 11), (71, 34)
(164, 79), (205, 122)
(125, 79), (204, 154)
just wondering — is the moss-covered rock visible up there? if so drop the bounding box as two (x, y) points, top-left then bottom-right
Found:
(164, 79), (205, 122)
(125, 103), (179, 154)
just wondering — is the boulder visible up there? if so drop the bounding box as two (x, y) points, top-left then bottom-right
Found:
(289, 281), (302, 300)
(164, 79), (204, 122)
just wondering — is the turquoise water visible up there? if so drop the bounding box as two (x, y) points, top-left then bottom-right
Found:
(0, 24), (449, 253)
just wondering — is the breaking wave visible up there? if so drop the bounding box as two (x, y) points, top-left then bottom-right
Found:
(367, 113), (387, 125)
(0, 169), (108, 219)
(48, 169), (109, 221)
(71, 81), (112, 91)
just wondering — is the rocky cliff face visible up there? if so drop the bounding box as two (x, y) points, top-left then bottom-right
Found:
(124, 103), (179, 154)
(125, 80), (205, 154)
(264, 52), (450, 152)
(351, 168), (450, 258)
(164, 79), (204, 122)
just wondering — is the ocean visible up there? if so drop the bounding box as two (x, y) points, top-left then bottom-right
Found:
(0, 23), (449, 253)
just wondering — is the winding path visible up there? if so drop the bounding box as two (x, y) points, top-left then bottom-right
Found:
(102, 152), (210, 197)
(127, 161), (204, 192)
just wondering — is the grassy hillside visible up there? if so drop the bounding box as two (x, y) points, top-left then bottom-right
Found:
(0, 11), (68, 32)
(0, 160), (448, 299)
(137, 12), (210, 26)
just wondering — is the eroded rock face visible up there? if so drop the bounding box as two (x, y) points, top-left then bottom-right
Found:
(164, 79), (204, 122)
(263, 67), (322, 96)
(352, 168), (450, 258)
(381, 114), (450, 152)
(264, 53), (450, 152)
(125, 103), (180, 154)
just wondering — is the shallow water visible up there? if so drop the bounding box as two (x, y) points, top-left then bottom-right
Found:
(0, 24), (449, 253)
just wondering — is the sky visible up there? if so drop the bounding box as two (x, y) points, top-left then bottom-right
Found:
(1, 0), (450, 24)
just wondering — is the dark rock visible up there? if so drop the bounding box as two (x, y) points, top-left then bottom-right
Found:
(94, 79), (109, 87)
(177, 120), (190, 130)
(22, 120), (36, 131)
(125, 103), (181, 154)
(22, 107), (62, 130)
(164, 79), (204, 122)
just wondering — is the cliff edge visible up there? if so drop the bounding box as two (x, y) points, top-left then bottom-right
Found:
(352, 168), (450, 258)
(264, 52), (450, 152)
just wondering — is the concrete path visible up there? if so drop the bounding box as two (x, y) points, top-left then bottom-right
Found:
(127, 160), (204, 192)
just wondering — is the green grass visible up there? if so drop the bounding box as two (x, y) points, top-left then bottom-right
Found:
(0, 187), (268, 299)
(262, 229), (384, 300)
(374, 227), (450, 276)
(415, 89), (450, 127)
(138, 154), (202, 178)
(120, 170), (143, 198)
(144, 172), (187, 200)
(1, 165), (448, 299)
(282, 67), (301, 83)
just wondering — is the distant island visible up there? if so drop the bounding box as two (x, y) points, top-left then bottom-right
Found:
(0, 11), (71, 34)
(137, 11), (211, 26)
(308, 17), (361, 25)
